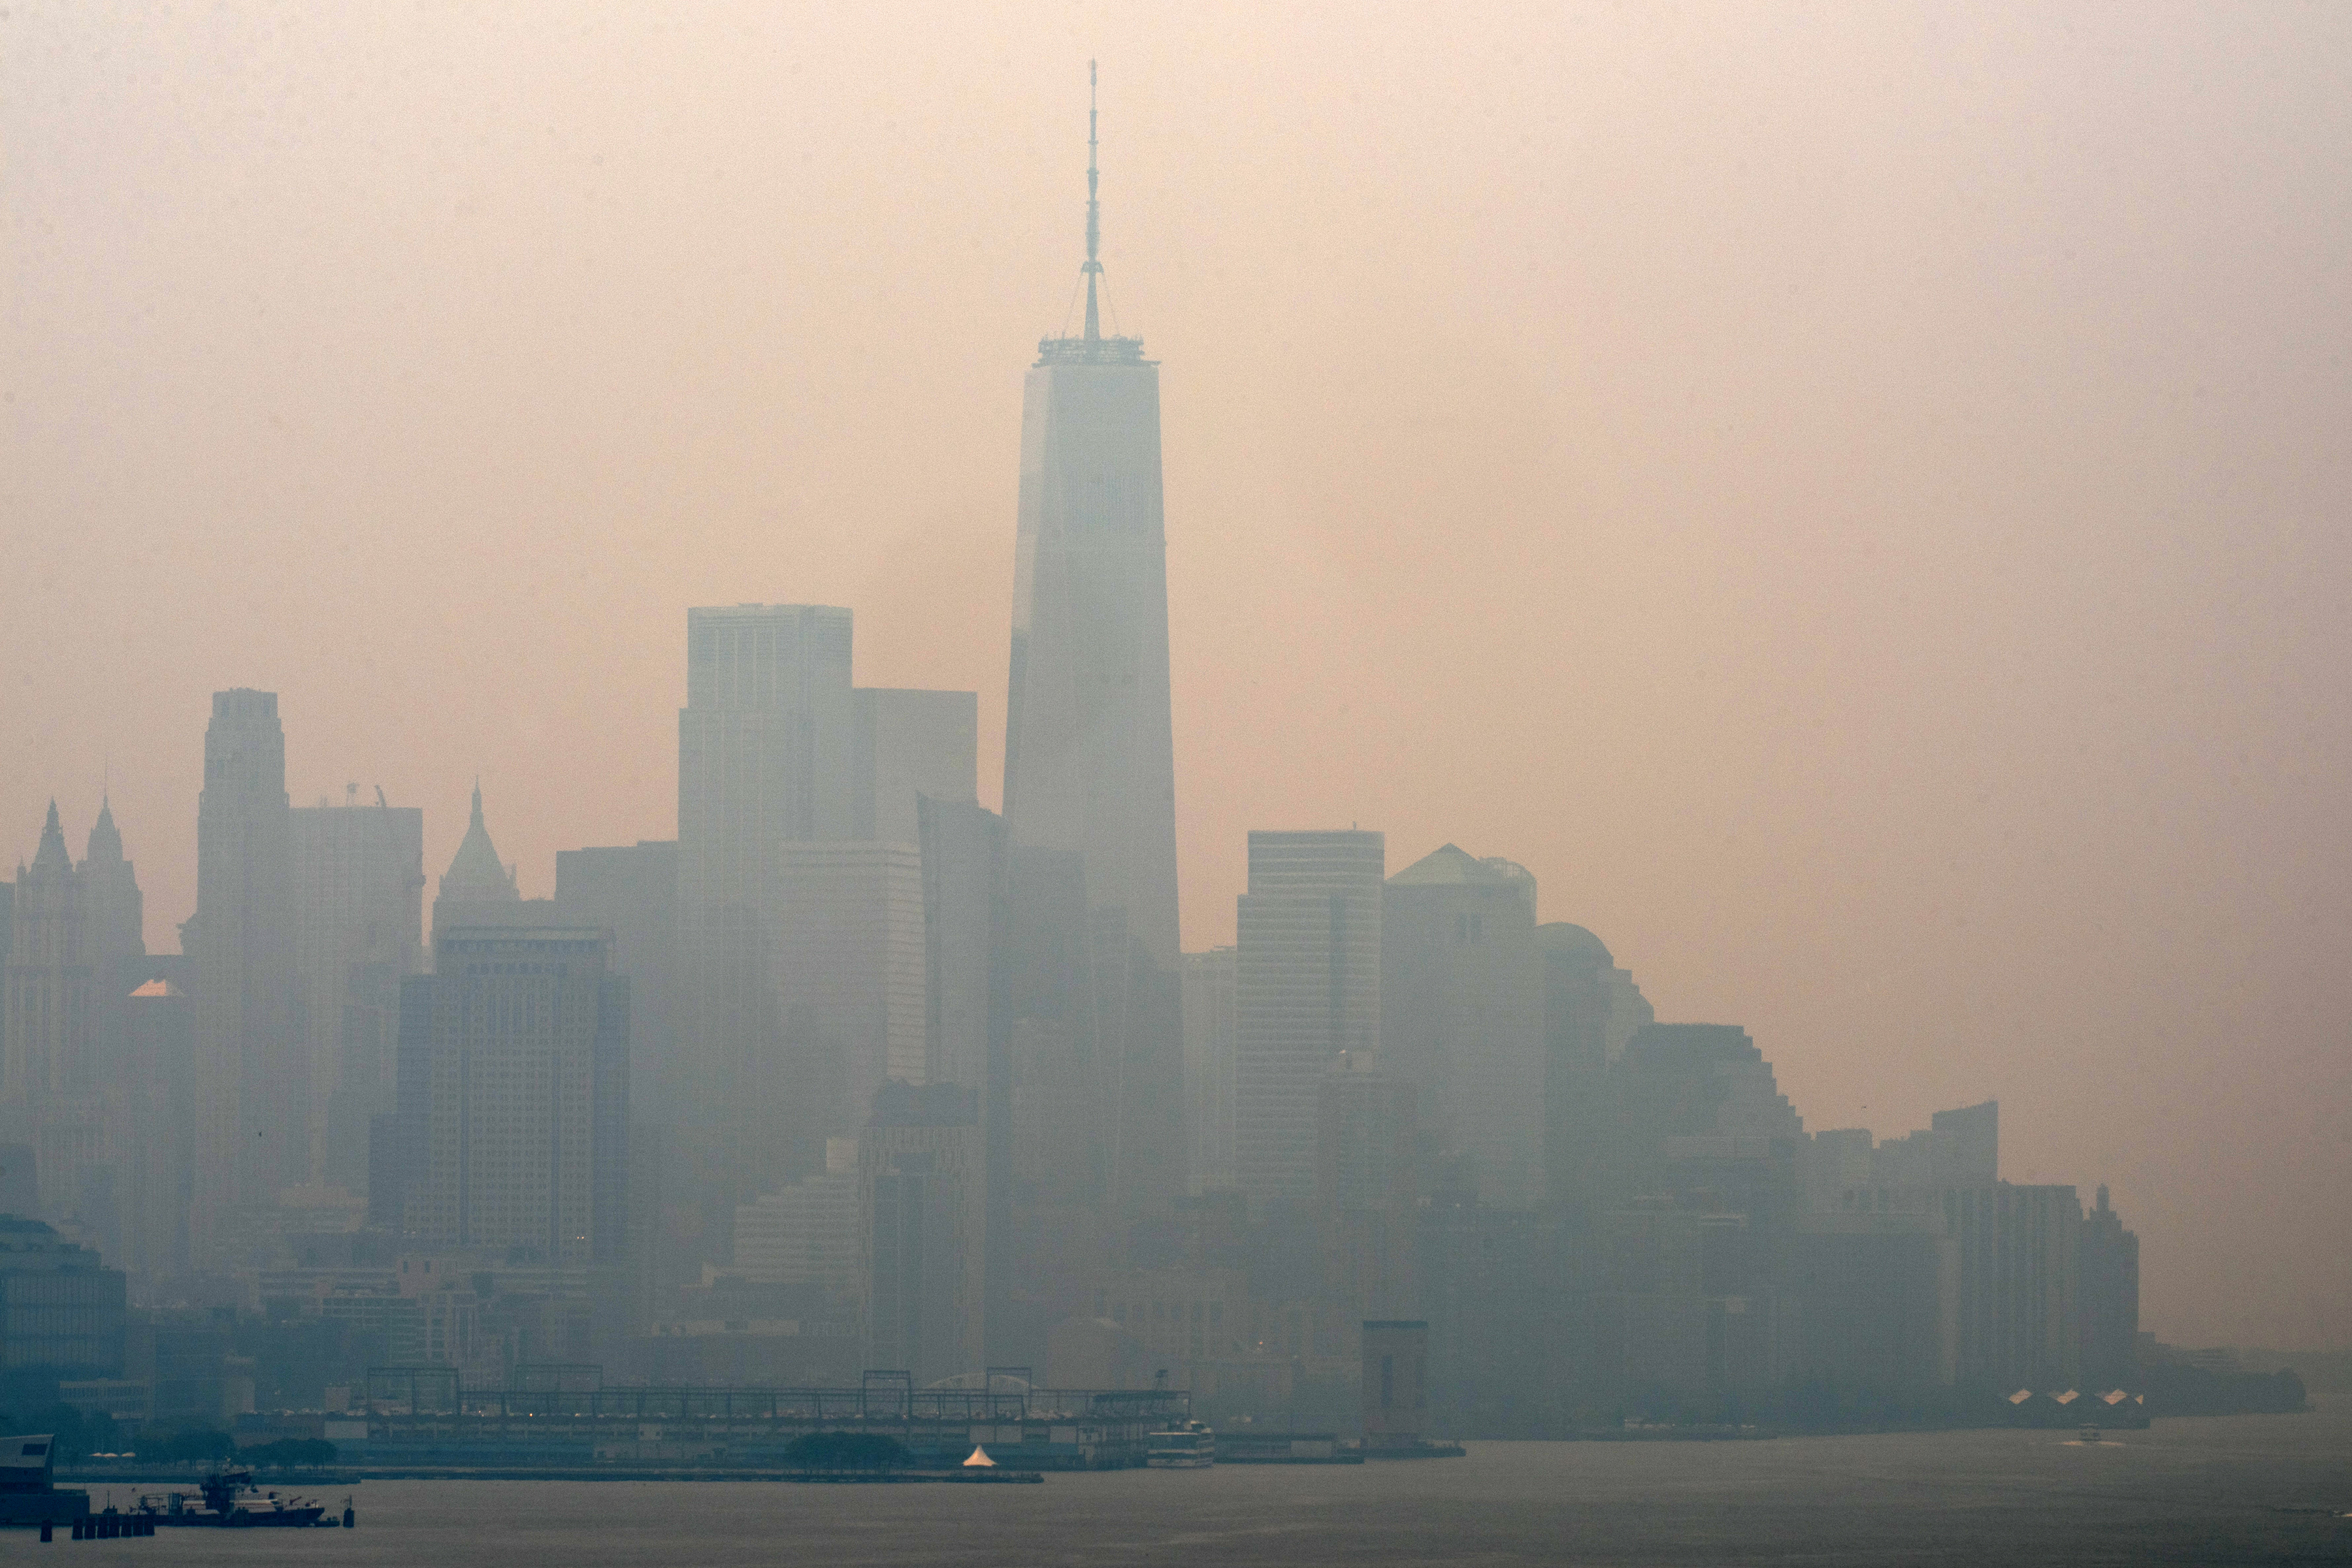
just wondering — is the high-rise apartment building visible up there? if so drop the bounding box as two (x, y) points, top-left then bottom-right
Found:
(1234, 831), (1384, 1206)
(192, 689), (299, 1254)
(1181, 948), (1238, 1194)
(399, 926), (629, 1267)
(998, 79), (1186, 1266)
(290, 797), (425, 1194)
(1380, 845), (1546, 1207)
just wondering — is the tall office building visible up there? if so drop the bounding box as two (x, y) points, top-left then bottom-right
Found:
(1, 804), (105, 1235)
(78, 798), (146, 1092)
(998, 72), (1186, 1268)
(3, 803), (88, 1112)
(1942, 1181), (2083, 1389)
(776, 841), (928, 1141)
(399, 925), (629, 1266)
(555, 840), (679, 1120)
(860, 1081), (984, 1386)
(291, 797), (425, 1193)
(855, 690), (978, 845)
(191, 689), (299, 1255)
(1316, 1051), (1418, 1319)
(1233, 831), (1384, 1206)
(1181, 948), (1238, 1194)
(674, 604), (977, 1200)
(1380, 845), (1546, 1207)
(1538, 922), (1652, 1213)
(120, 959), (194, 1294)
(2079, 1184), (2139, 1388)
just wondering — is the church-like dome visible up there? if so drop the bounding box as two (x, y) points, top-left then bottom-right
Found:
(1537, 921), (1612, 965)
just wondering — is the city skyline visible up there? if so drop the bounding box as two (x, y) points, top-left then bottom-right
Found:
(5, 4), (2349, 1357)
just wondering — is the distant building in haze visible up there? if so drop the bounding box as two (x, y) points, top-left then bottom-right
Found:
(860, 1081), (983, 1386)
(673, 603), (977, 1201)
(1316, 1051), (1417, 1320)
(1537, 921), (1652, 1215)
(555, 840), (679, 1122)
(996, 85), (1186, 1304)
(3, 805), (90, 1137)
(431, 784), (548, 941)
(0, 1215), (125, 1373)
(192, 689), (300, 1258)
(1181, 948), (1238, 1194)
(399, 926), (629, 1267)
(1234, 830), (1384, 1207)
(290, 795), (425, 1196)
(1381, 845), (1545, 1207)
(734, 1138), (860, 1299)
(2080, 1184), (2139, 1388)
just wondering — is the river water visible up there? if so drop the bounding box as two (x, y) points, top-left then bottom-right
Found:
(69, 1413), (2352, 1566)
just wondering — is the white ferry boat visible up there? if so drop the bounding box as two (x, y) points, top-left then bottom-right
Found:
(1145, 1420), (1216, 1469)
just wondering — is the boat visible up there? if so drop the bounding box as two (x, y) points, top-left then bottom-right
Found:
(1145, 1420), (1217, 1469)
(133, 1465), (337, 1527)
(2078, 1425), (2102, 1445)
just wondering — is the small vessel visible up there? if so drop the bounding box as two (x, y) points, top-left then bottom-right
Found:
(1146, 1420), (1217, 1469)
(2078, 1425), (2102, 1445)
(135, 1465), (333, 1527)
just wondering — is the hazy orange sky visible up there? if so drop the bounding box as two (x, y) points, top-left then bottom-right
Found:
(5, 2), (2347, 1348)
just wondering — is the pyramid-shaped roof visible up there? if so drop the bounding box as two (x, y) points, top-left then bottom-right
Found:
(29, 800), (72, 874)
(439, 783), (519, 902)
(1385, 843), (1509, 887)
(84, 796), (125, 866)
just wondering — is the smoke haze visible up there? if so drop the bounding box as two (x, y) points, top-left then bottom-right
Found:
(4, 1), (2347, 1348)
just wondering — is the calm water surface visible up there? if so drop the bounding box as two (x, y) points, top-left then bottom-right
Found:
(71, 1413), (2352, 1566)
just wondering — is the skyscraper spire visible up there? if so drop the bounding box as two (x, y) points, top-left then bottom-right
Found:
(1083, 59), (1102, 344)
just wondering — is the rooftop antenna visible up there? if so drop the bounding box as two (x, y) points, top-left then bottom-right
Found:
(1083, 59), (1101, 344)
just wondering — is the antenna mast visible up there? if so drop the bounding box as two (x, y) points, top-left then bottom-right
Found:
(1083, 59), (1101, 344)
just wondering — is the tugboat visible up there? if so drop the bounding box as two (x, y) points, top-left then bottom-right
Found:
(1145, 1420), (1217, 1469)
(135, 1464), (333, 1527)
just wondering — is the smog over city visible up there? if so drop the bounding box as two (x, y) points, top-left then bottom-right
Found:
(1, 3), (2347, 1561)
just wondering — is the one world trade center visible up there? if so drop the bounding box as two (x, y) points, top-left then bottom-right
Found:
(999, 65), (1185, 1305)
